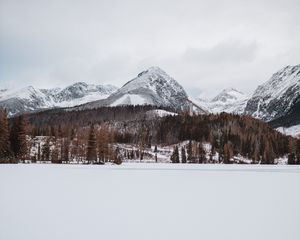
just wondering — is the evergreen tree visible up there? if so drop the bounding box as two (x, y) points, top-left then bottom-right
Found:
(37, 143), (41, 162)
(51, 143), (59, 164)
(198, 143), (206, 163)
(61, 138), (70, 163)
(187, 140), (193, 162)
(113, 147), (122, 165)
(296, 140), (300, 164)
(154, 145), (158, 163)
(181, 147), (186, 163)
(86, 124), (97, 163)
(98, 126), (109, 163)
(288, 153), (296, 165)
(9, 115), (27, 162)
(0, 109), (11, 162)
(288, 139), (297, 165)
(42, 139), (50, 161)
(17, 116), (28, 161)
(170, 146), (179, 163)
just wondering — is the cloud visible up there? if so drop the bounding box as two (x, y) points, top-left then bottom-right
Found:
(0, 0), (299, 97)
(183, 40), (259, 64)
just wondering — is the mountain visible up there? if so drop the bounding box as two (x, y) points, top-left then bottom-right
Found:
(0, 83), (118, 116)
(269, 99), (300, 128)
(194, 88), (248, 114)
(244, 64), (300, 122)
(76, 66), (206, 113)
(0, 86), (54, 116)
(2, 64), (299, 124)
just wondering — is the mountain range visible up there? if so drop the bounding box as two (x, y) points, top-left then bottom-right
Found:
(193, 88), (249, 115)
(1, 64), (299, 133)
(0, 83), (118, 116)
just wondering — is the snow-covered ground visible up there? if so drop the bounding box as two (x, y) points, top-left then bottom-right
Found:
(0, 164), (299, 240)
(277, 124), (300, 138)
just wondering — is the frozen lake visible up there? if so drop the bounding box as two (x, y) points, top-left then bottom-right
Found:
(0, 164), (300, 240)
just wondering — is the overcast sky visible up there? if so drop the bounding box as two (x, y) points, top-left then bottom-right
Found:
(0, 0), (299, 97)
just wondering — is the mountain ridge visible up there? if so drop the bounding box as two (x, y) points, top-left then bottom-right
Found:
(0, 83), (118, 116)
(73, 66), (207, 114)
(1, 65), (299, 132)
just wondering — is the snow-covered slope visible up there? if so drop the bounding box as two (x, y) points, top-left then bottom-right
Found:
(244, 65), (300, 121)
(77, 67), (207, 113)
(0, 83), (118, 116)
(0, 86), (55, 116)
(194, 88), (248, 114)
(277, 124), (300, 138)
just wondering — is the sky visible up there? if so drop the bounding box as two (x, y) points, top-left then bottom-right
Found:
(0, 0), (300, 98)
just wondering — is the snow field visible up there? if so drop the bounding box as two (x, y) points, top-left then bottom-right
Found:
(0, 164), (299, 240)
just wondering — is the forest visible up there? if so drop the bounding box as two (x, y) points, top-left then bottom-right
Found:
(1, 106), (300, 164)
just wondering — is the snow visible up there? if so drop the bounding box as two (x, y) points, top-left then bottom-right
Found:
(277, 124), (300, 138)
(120, 66), (185, 96)
(55, 93), (110, 107)
(0, 164), (299, 240)
(110, 94), (149, 106)
(88, 66), (198, 112)
(193, 88), (249, 114)
(0, 86), (38, 100)
(247, 65), (300, 120)
(254, 65), (300, 105)
(0, 83), (118, 115)
(146, 109), (178, 118)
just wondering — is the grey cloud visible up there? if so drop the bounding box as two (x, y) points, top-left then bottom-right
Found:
(183, 41), (259, 64)
(0, 0), (300, 97)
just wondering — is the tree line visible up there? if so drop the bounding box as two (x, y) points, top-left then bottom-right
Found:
(0, 109), (27, 163)
(159, 114), (300, 164)
(2, 107), (300, 164)
(1, 109), (122, 164)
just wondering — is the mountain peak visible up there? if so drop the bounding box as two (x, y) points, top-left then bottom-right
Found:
(136, 66), (168, 79)
(0, 82), (118, 116)
(211, 88), (245, 103)
(147, 66), (165, 73)
(70, 82), (89, 88)
(221, 88), (243, 94)
(245, 64), (300, 121)
(79, 67), (206, 113)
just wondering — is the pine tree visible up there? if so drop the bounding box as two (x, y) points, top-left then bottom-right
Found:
(61, 138), (70, 163)
(98, 126), (109, 163)
(170, 146), (179, 163)
(187, 140), (193, 162)
(223, 143), (231, 164)
(37, 143), (41, 162)
(288, 153), (296, 165)
(51, 143), (59, 164)
(296, 140), (300, 164)
(198, 143), (206, 163)
(0, 109), (11, 163)
(113, 147), (122, 165)
(288, 139), (297, 165)
(86, 124), (97, 163)
(181, 147), (186, 163)
(252, 140), (260, 164)
(262, 141), (275, 164)
(154, 145), (158, 162)
(17, 116), (27, 161)
(9, 115), (27, 162)
(42, 139), (50, 161)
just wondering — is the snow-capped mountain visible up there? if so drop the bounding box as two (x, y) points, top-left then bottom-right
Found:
(0, 83), (118, 116)
(244, 64), (300, 121)
(1, 64), (299, 124)
(77, 66), (206, 113)
(194, 88), (248, 114)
